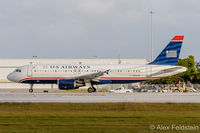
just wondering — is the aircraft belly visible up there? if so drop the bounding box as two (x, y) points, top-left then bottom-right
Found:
(21, 79), (57, 84)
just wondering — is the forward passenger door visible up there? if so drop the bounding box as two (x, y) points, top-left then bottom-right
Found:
(27, 65), (33, 77)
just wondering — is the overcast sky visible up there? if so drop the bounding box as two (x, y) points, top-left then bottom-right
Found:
(0, 0), (199, 61)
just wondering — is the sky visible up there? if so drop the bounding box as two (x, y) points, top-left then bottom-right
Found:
(0, 0), (199, 61)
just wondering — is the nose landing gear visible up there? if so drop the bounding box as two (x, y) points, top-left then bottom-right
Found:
(29, 84), (33, 93)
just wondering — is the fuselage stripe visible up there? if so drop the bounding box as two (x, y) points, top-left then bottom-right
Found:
(18, 77), (162, 83)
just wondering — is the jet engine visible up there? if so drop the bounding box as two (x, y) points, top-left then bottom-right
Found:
(58, 79), (85, 90)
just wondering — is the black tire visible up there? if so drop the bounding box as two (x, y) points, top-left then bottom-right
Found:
(43, 90), (48, 93)
(29, 89), (33, 93)
(88, 87), (94, 93)
(93, 87), (96, 92)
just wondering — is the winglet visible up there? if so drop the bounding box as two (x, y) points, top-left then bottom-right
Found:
(104, 69), (110, 74)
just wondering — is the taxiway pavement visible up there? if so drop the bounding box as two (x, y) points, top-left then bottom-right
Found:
(0, 92), (199, 103)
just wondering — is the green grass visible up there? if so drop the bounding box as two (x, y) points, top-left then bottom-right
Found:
(0, 103), (199, 133)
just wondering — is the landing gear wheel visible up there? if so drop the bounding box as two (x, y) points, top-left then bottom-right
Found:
(88, 87), (94, 93)
(87, 87), (97, 93)
(93, 87), (96, 92)
(29, 89), (33, 93)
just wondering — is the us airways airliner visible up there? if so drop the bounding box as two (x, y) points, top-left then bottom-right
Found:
(7, 36), (187, 93)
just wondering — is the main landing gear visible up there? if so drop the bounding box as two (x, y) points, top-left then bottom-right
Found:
(87, 87), (96, 93)
(29, 84), (33, 93)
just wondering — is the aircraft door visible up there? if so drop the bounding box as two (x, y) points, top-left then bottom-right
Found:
(146, 65), (152, 78)
(27, 65), (33, 77)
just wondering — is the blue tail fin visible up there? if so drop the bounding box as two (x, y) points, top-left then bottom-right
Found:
(150, 36), (184, 65)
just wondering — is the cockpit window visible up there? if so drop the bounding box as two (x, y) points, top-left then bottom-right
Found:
(15, 69), (21, 72)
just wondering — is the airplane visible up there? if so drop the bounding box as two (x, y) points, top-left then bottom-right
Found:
(7, 36), (187, 93)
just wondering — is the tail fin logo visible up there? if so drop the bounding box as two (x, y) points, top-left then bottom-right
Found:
(166, 50), (177, 58)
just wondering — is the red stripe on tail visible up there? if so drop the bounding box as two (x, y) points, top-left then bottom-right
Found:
(172, 36), (184, 41)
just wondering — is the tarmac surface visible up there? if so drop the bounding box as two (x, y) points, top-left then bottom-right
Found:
(0, 92), (200, 103)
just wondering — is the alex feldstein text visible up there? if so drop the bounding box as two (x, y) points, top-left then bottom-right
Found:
(149, 124), (199, 131)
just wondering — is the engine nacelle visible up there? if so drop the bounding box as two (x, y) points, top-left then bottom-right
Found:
(58, 79), (84, 90)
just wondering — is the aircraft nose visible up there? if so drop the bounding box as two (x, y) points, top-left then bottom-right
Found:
(7, 73), (15, 82)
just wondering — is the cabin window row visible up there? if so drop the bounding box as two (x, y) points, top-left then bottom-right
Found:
(33, 69), (141, 73)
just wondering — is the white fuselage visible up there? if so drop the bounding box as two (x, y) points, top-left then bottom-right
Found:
(7, 64), (187, 85)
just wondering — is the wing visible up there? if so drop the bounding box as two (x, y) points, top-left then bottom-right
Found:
(71, 69), (110, 82)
